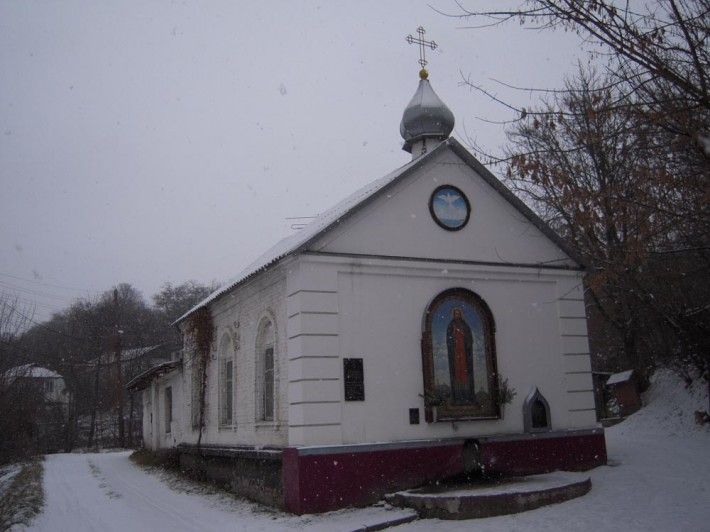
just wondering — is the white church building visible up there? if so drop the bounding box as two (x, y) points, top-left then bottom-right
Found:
(129, 67), (606, 514)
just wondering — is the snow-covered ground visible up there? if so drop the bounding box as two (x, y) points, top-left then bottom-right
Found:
(397, 470), (589, 498)
(397, 369), (710, 531)
(27, 453), (414, 532)
(24, 369), (710, 532)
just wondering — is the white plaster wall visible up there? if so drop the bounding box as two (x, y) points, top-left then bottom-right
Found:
(143, 373), (181, 451)
(310, 147), (576, 268)
(180, 262), (291, 448)
(555, 276), (597, 427)
(142, 387), (154, 450)
(287, 254), (597, 447)
(155, 370), (183, 449)
(46, 377), (68, 405)
(286, 259), (342, 446)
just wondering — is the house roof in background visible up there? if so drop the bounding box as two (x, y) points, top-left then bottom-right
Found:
(125, 359), (182, 392)
(89, 344), (165, 366)
(6, 364), (62, 379)
(607, 369), (635, 386)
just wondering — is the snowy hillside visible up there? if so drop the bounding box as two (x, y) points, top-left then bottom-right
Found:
(612, 368), (709, 439)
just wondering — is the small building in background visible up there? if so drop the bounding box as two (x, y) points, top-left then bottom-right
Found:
(3, 364), (71, 453)
(126, 359), (183, 451)
(88, 344), (173, 382)
(84, 344), (174, 447)
(591, 370), (613, 420)
(6, 364), (70, 408)
(605, 369), (642, 417)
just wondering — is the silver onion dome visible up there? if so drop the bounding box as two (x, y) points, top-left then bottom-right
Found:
(399, 71), (455, 153)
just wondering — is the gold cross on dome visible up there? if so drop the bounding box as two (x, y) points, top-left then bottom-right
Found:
(406, 26), (437, 70)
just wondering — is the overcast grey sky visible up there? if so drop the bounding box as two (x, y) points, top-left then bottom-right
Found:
(0, 1), (586, 322)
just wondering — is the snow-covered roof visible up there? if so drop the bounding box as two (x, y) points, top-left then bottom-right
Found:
(176, 137), (584, 324)
(607, 369), (635, 386)
(122, 345), (163, 361)
(175, 144), (436, 324)
(125, 359), (182, 392)
(90, 344), (165, 366)
(5, 364), (62, 379)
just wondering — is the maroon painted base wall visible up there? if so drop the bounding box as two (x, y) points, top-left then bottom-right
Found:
(282, 429), (606, 514)
(477, 431), (607, 476)
(282, 443), (462, 514)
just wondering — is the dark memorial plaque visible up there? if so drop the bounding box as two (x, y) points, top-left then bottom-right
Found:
(343, 358), (364, 401)
(409, 408), (420, 424)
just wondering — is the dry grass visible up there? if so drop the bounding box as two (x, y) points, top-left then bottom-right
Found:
(129, 448), (180, 470)
(0, 458), (44, 531)
(128, 450), (280, 518)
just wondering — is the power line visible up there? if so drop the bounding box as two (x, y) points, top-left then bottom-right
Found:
(0, 291), (67, 313)
(0, 280), (78, 302)
(9, 301), (108, 343)
(0, 271), (100, 294)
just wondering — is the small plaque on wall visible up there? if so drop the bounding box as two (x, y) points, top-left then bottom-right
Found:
(343, 358), (364, 401)
(409, 408), (420, 425)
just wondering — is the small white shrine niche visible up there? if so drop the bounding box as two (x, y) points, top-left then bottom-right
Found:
(523, 387), (551, 433)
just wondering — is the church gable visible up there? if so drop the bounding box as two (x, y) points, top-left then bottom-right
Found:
(308, 141), (579, 268)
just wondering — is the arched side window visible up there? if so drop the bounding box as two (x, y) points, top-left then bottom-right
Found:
(255, 316), (276, 422)
(421, 288), (499, 421)
(523, 387), (551, 432)
(218, 333), (234, 427)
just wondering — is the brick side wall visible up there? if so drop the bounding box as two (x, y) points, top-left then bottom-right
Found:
(179, 261), (292, 449)
(179, 446), (283, 508)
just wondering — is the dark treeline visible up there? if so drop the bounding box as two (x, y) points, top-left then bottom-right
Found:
(0, 280), (215, 462)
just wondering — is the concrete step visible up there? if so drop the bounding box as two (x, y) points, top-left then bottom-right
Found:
(385, 471), (591, 520)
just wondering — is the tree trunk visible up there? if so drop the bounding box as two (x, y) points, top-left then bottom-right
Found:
(63, 395), (76, 453)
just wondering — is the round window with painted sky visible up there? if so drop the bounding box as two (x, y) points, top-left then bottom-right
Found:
(429, 185), (470, 231)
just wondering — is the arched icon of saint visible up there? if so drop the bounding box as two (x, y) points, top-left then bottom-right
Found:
(446, 307), (476, 404)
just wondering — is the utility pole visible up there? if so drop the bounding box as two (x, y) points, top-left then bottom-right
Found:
(127, 392), (134, 448)
(114, 288), (125, 448)
(87, 353), (101, 449)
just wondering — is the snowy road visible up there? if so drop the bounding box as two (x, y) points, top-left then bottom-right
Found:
(30, 452), (243, 532)
(29, 451), (413, 532)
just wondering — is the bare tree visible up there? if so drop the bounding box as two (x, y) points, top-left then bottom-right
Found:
(0, 293), (43, 462)
(0, 293), (33, 347)
(452, 1), (709, 148)
(452, 1), (708, 250)
(503, 70), (654, 367)
(445, 1), (709, 387)
(503, 65), (709, 387)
